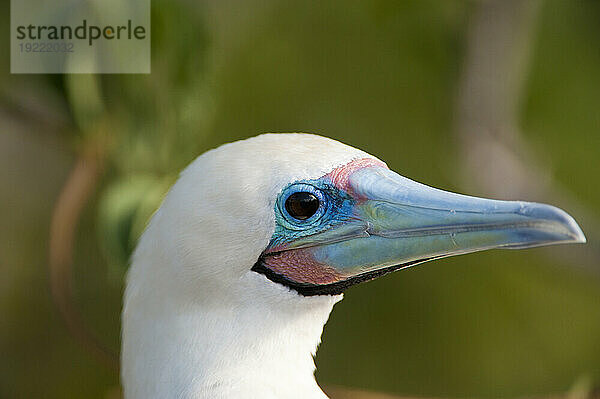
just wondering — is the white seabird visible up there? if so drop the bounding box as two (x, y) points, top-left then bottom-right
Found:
(122, 133), (585, 399)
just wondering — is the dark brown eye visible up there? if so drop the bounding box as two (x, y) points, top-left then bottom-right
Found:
(285, 192), (320, 220)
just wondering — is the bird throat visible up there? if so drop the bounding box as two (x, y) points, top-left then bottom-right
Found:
(122, 273), (341, 398)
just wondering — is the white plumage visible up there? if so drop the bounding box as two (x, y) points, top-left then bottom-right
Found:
(122, 134), (372, 398)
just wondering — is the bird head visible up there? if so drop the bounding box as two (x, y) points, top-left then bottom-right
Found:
(129, 133), (585, 303)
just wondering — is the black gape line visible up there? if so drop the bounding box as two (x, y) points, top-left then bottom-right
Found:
(251, 256), (438, 296)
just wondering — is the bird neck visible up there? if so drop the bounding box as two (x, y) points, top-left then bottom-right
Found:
(122, 270), (341, 399)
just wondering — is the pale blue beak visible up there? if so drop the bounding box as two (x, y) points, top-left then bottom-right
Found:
(308, 167), (585, 279)
(255, 166), (586, 295)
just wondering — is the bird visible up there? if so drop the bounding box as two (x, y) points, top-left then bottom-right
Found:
(121, 133), (585, 399)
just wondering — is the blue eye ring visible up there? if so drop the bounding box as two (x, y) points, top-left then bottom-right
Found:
(278, 183), (329, 229)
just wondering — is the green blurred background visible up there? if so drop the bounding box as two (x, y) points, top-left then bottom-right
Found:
(1, 0), (599, 398)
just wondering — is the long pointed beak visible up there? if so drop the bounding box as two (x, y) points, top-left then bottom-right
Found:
(258, 166), (586, 295)
(309, 167), (585, 276)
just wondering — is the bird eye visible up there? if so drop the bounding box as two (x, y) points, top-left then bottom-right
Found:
(285, 192), (320, 220)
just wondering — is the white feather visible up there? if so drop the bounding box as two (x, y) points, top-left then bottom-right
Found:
(122, 134), (378, 398)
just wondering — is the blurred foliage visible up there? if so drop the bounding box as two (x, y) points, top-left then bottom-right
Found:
(0, 0), (599, 398)
(73, 0), (214, 271)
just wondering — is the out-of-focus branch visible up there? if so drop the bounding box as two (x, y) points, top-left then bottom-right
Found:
(324, 386), (600, 399)
(324, 378), (600, 399)
(48, 141), (119, 373)
(456, 0), (600, 274)
(325, 386), (416, 399)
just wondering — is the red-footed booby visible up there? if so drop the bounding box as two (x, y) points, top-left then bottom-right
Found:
(121, 133), (585, 398)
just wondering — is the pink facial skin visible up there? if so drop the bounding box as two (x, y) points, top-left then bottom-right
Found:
(261, 158), (388, 285)
(324, 158), (387, 197)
